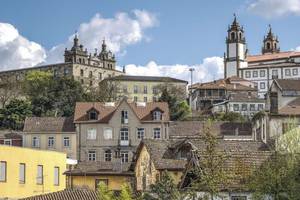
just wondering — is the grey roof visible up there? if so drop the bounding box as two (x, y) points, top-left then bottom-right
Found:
(65, 161), (134, 176)
(20, 189), (99, 200)
(137, 138), (269, 171)
(274, 79), (300, 91)
(23, 117), (76, 133)
(169, 121), (253, 138)
(105, 75), (188, 83)
(229, 93), (265, 103)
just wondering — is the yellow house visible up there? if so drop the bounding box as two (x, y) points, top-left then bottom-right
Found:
(0, 145), (67, 199)
(65, 161), (134, 192)
(134, 139), (187, 191)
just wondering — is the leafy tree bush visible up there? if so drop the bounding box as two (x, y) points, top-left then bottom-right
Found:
(98, 182), (115, 200)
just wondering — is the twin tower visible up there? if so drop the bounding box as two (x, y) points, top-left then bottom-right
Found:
(224, 15), (280, 78)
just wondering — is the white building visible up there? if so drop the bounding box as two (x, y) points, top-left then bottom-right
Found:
(224, 17), (300, 98)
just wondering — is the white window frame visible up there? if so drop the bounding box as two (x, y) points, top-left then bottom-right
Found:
(103, 128), (113, 140)
(260, 70), (265, 77)
(32, 136), (40, 148)
(0, 161), (6, 182)
(153, 111), (162, 120)
(120, 128), (129, 141)
(54, 167), (59, 186)
(48, 136), (55, 148)
(121, 151), (129, 163)
(245, 71), (250, 78)
(104, 150), (112, 162)
(233, 104), (239, 111)
(37, 165), (43, 185)
(88, 150), (96, 161)
(87, 128), (97, 140)
(137, 128), (145, 139)
(3, 139), (12, 146)
(253, 71), (258, 78)
(285, 68), (291, 76)
(121, 110), (128, 124)
(19, 163), (25, 184)
(134, 85), (138, 93)
(260, 82), (266, 89)
(293, 68), (298, 76)
(153, 128), (161, 139)
(63, 136), (70, 148)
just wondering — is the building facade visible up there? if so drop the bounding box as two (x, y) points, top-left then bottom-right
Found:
(0, 130), (22, 146)
(74, 98), (170, 163)
(104, 75), (188, 102)
(224, 16), (300, 98)
(0, 35), (124, 89)
(22, 117), (77, 159)
(0, 145), (66, 199)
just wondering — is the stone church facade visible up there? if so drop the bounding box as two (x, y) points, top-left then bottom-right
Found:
(0, 35), (124, 88)
(224, 15), (300, 98)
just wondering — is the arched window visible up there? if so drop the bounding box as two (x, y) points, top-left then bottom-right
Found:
(274, 43), (277, 49)
(79, 58), (82, 63)
(267, 42), (271, 49)
(239, 32), (242, 39)
(104, 150), (112, 162)
(231, 32), (235, 40)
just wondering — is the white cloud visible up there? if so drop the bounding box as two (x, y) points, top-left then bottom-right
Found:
(0, 23), (46, 71)
(248, 0), (300, 18)
(123, 56), (224, 84)
(46, 10), (157, 64)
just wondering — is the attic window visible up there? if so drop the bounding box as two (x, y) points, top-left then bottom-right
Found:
(89, 111), (98, 120)
(153, 111), (162, 120)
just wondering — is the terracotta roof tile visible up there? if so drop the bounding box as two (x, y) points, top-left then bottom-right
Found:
(23, 117), (75, 133)
(74, 100), (170, 123)
(247, 51), (300, 63)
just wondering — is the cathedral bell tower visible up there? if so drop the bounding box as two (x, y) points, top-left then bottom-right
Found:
(224, 14), (248, 78)
(262, 25), (280, 54)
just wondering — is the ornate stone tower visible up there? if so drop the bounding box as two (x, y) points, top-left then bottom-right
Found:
(262, 25), (280, 54)
(98, 39), (116, 70)
(224, 14), (248, 78)
(64, 34), (89, 64)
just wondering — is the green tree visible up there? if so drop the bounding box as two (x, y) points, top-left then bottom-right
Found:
(98, 182), (115, 200)
(119, 183), (134, 200)
(23, 71), (85, 117)
(213, 112), (246, 122)
(158, 84), (191, 121)
(0, 99), (32, 130)
(189, 120), (230, 200)
(148, 171), (181, 200)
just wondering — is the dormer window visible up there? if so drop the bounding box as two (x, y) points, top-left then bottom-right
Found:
(153, 111), (162, 120)
(121, 110), (128, 124)
(87, 108), (99, 120)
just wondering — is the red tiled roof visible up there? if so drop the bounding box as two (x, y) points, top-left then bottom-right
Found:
(74, 100), (170, 123)
(247, 51), (300, 63)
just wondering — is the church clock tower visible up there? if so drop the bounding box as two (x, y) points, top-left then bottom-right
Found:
(262, 25), (280, 54)
(224, 15), (248, 78)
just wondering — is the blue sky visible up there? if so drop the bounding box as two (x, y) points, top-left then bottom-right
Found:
(1, 0), (300, 82)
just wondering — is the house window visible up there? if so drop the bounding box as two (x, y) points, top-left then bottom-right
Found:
(144, 97), (147, 102)
(153, 96), (158, 102)
(88, 150), (96, 161)
(123, 85), (128, 93)
(54, 167), (59, 186)
(104, 150), (112, 162)
(242, 104), (247, 111)
(120, 128), (129, 141)
(285, 69), (291, 76)
(231, 196), (247, 200)
(48, 136), (55, 148)
(99, 72), (102, 80)
(89, 111), (97, 120)
(89, 80), (93, 86)
(37, 165), (43, 185)
(32, 136), (40, 148)
(19, 163), (25, 184)
(0, 161), (7, 182)
(245, 71), (250, 78)
(144, 86), (148, 94)
(152, 87), (158, 95)
(80, 79), (84, 84)
(63, 137), (70, 147)
(260, 82), (266, 89)
(253, 71), (258, 78)
(153, 111), (162, 120)
(134, 85), (138, 93)
(89, 71), (93, 78)
(258, 104), (264, 110)
(250, 104), (255, 111)
(87, 128), (97, 140)
(95, 179), (109, 190)
(80, 69), (84, 76)
(121, 151), (129, 163)
(233, 104), (239, 111)
(3, 139), (12, 146)
(293, 68), (298, 76)
(207, 90), (212, 96)
(64, 68), (69, 76)
(137, 128), (145, 139)
(134, 96), (138, 102)
(53, 69), (58, 77)
(121, 110), (128, 124)
(260, 70), (265, 77)
(153, 128), (161, 139)
(103, 128), (113, 140)
(231, 32), (235, 40)
(272, 69), (278, 79)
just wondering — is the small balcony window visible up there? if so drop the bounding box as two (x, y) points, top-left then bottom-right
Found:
(153, 111), (162, 120)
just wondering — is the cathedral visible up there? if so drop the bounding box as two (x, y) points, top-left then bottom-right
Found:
(224, 15), (300, 98)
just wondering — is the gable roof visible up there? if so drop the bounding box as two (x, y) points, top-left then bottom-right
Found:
(278, 97), (300, 115)
(105, 75), (188, 84)
(23, 117), (75, 133)
(20, 189), (99, 200)
(136, 138), (269, 171)
(273, 79), (300, 92)
(74, 100), (170, 123)
(190, 78), (256, 91)
(247, 51), (300, 63)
